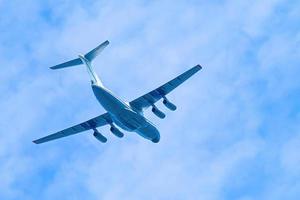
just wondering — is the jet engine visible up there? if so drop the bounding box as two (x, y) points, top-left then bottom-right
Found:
(152, 105), (166, 119)
(110, 125), (124, 138)
(93, 129), (107, 143)
(163, 97), (177, 111)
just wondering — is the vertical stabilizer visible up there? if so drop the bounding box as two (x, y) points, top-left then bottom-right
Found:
(78, 54), (103, 87)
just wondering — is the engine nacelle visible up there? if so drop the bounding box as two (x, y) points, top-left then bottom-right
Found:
(152, 105), (166, 119)
(93, 129), (107, 143)
(163, 97), (177, 111)
(110, 126), (124, 138)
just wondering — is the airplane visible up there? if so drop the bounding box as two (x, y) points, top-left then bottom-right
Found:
(33, 40), (202, 144)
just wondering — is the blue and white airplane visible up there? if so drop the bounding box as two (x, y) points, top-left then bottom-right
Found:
(33, 40), (202, 144)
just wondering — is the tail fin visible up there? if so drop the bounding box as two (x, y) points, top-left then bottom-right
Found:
(50, 40), (109, 70)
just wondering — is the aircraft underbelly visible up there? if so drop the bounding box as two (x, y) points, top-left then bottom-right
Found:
(111, 108), (147, 131)
(92, 85), (126, 114)
(113, 113), (160, 141)
(136, 124), (160, 142)
(92, 85), (160, 142)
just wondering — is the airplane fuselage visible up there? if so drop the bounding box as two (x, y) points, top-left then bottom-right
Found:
(92, 85), (160, 143)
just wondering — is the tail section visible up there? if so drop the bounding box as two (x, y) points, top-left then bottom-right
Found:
(78, 54), (103, 86)
(50, 57), (83, 70)
(49, 40), (109, 86)
(84, 40), (109, 62)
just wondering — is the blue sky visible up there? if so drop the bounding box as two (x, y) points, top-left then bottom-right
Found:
(0, 0), (300, 199)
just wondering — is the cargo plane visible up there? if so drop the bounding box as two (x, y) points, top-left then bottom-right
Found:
(33, 40), (202, 144)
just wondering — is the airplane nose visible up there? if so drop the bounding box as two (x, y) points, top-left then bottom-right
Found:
(136, 123), (160, 143)
(151, 135), (160, 143)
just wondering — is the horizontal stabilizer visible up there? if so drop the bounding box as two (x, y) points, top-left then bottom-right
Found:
(49, 40), (109, 70)
(50, 58), (83, 70)
(85, 40), (109, 62)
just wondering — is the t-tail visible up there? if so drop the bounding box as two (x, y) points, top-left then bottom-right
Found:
(50, 40), (109, 87)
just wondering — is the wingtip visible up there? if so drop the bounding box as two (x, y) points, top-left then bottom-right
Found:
(32, 140), (39, 144)
(195, 64), (202, 70)
(32, 139), (43, 144)
(50, 65), (61, 70)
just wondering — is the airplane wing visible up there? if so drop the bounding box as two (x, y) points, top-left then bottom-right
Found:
(130, 65), (202, 111)
(33, 112), (111, 144)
